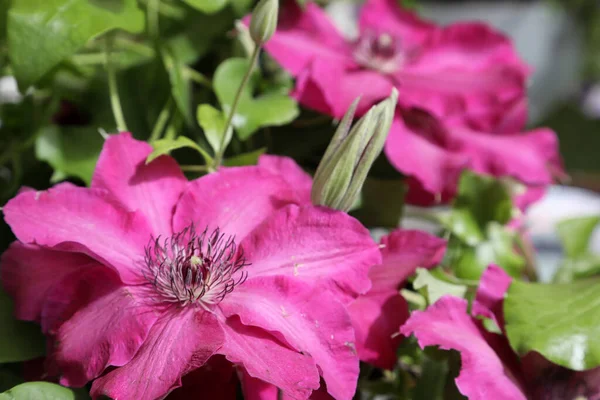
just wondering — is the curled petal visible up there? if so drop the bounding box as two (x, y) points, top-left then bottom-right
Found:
(0, 243), (98, 322)
(258, 155), (313, 204)
(401, 296), (527, 400)
(91, 309), (224, 400)
(218, 316), (319, 399)
(221, 276), (359, 400)
(472, 264), (512, 328)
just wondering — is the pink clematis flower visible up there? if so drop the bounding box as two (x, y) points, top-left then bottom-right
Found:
(385, 105), (564, 205)
(1, 133), (382, 400)
(261, 0), (529, 130)
(401, 265), (600, 400)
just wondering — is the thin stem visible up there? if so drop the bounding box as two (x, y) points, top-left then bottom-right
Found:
(183, 66), (212, 89)
(147, 0), (160, 39)
(277, 389), (284, 400)
(149, 98), (173, 142)
(214, 45), (261, 167)
(180, 165), (211, 172)
(105, 36), (128, 132)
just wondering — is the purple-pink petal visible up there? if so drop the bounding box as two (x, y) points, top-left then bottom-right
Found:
(401, 296), (527, 400)
(0, 243), (98, 322)
(3, 183), (152, 284)
(472, 264), (512, 327)
(257, 155), (313, 204)
(241, 205), (380, 303)
(173, 166), (301, 242)
(91, 309), (224, 400)
(52, 282), (158, 386)
(218, 316), (319, 399)
(261, 2), (354, 76)
(91, 132), (186, 237)
(220, 276), (359, 400)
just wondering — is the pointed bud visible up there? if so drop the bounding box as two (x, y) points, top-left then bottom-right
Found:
(249, 0), (278, 45)
(311, 88), (399, 211)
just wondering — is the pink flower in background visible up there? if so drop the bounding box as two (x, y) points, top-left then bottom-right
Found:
(347, 229), (446, 369)
(401, 265), (600, 400)
(1, 133), (382, 400)
(385, 104), (564, 205)
(262, 0), (529, 130)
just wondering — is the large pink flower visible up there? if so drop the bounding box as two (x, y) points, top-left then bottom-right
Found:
(401, 265), (600, 400)
(385, 105), (564, 204)
(0, 133), (382, 400)
(263, 0), (529, 130)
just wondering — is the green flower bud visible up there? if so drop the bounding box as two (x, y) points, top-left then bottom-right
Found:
(249, 0), (279, 45)
(311, 88), (399, 211)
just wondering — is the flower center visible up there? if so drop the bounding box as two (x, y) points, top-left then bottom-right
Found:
(143, 225), (248, 308)
(353, 32), (404, 74)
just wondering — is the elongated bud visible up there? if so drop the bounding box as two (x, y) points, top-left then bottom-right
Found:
(311, 88), (399, 211)
(249, 0), (278, 45)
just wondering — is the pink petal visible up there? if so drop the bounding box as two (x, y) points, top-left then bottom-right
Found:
(3, 184), (152, 284)
(168, 356), (237, 400)
(513, 186), (546, 212)
(359, 0), (437, 49)
(258, 155), (313, 204)
(347, 292), (407, 369)
(91, 309), (224, 400)
(401, 296), (527, 400)
(92, 132), (186, 236)
(173, 167), (301, 242)
(384, 113), (468, 196)
(220, 276), (359, 400)
(396, 23), (529, 130)
(370, 229), (447, 294)
(52, 283), (159, 386)
(240, 373), (334, 400)
(472, 264), (512, 328)
(0, 243), (99, 322)
(453, 124), (562, 186)
(218, 315), (319, 399)
(261, 2), (354, 75)
(241, 205), (380, 303)
(294, 60), (394, 118)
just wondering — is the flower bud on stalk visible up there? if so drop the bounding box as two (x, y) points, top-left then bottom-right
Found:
(249, 0), (278, 45)
(312, 89), (399, 211)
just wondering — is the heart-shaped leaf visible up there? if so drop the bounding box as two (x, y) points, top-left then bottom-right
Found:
(0, 382), (89, 400)
(197, 104), (229, 154)
(8, 0), (145, 89)
(504, 277), (600, 371)
(213, 58), (299, 140)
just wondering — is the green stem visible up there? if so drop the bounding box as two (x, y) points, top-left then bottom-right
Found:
(214, 45), (261, 168)
(105, 36), (128, 132)
(183, 66), (212, 89)
(147, 0), (160, 39)
(180, 165), (211, 172)
(149, 98), (173, 142)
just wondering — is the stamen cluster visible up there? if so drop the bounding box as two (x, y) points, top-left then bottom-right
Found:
(143, 225), (249, 308)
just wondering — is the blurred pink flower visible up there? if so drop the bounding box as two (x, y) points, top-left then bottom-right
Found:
(261, 0), (529, 130)
(1, 133), (382, 400)
(386, 105), (564, 205)
(401, 265), (600, 400)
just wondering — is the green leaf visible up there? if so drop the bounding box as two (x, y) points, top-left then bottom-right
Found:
(0, 289), (45, 363)
(162, 48), (192, 126)
(442, 172), (513, 245)
(213, 58), (299, 140)
(413, 268), (467, 305)
(504, 277), (600, 371)
(223, 147), (266, 166)
(8, 0), (145, 88)
(412, 356), (448, 400)
(197, 104), (229, 154)
(553, 216), (600, 283)
(183, 0), (228, 14)
(35, 126), (104, 185)
(557, 216), (600, 258)
(0, 382), (89, 400)
(147, 136), (211, 164)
